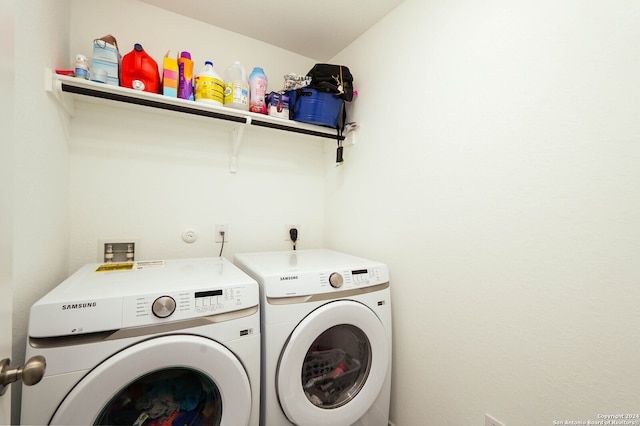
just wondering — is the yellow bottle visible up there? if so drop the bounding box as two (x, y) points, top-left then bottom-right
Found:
(195, 61), (224, 105)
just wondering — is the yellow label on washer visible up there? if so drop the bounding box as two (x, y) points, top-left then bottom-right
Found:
(95, 263), (135, 272)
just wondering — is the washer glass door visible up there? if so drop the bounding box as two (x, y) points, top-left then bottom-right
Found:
(277, 300), (389, 426)
(95, 367), (221, 425)
(50, 334), (252, 426)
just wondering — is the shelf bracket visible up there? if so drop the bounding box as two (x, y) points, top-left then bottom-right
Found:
(343, 123), (360, 146)
(230, 116), (251, 173)
(45, 68), (74, 117)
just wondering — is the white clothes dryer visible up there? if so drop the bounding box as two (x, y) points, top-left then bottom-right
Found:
(234, 249), (392, 426)
(20, 257), (260, 426)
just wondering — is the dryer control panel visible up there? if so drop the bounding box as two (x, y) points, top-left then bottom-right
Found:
(235, 249), (390, 299)
(265, 266), (389, 299)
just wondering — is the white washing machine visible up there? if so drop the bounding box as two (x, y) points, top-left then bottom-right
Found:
(20, 257), (260, 426)
(234, 249), (392, 426)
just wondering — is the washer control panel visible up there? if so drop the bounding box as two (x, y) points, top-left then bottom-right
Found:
(123, 283), (258, 327)
(193, 288), (242, 314)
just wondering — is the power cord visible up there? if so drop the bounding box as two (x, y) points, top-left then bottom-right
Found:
(218, 230), (225, 257)
(289, 228), (298, 251)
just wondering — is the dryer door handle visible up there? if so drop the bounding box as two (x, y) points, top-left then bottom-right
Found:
(0, 355), (46, 396)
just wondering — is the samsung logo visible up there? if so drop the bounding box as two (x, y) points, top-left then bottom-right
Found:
(62, 302), (97, 310)
(280, 275), (299, 281)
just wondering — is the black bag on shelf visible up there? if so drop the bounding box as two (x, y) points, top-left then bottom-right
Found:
(306, 64), (354, 101)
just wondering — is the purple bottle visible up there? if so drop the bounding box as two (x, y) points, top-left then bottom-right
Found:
(177, 51), (194, 100)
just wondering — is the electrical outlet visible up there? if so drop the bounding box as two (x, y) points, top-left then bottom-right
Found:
(215, 224), (228, 243)
(485, 414), (506, 426)
(285, 224), (300, 241)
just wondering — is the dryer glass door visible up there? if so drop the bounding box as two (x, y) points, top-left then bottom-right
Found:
(277, 300), (389, 426)
(302, 324), (370, 408)
(49, 335), (252, 426)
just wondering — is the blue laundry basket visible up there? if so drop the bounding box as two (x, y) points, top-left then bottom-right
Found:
(287, 88), (344, 128)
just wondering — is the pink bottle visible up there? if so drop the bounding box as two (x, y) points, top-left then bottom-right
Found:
(249, 67), (268, 114)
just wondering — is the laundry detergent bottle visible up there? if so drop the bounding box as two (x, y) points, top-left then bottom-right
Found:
(195, 61), (224, 105)
(249, 66), (268, 114)
(177, 51), (194, 100)
(223, 60), (249, 110)
(121, 43), (160, 93)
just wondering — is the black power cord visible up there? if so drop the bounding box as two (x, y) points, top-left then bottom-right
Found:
(289, 228), (298, 250)
(218, 231), (225, 257)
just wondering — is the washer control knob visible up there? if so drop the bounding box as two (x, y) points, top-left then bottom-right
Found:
(152, 296), (176, 318)
(329, 272), (344, 288)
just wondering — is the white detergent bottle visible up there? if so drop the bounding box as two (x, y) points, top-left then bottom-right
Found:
(195, 61), (224, 105)
(224, 60), (249, 110)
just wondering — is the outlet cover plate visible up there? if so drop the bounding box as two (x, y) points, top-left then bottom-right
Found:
(215, 224), (229, 243)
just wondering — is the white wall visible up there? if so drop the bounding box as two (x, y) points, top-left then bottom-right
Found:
(327, 0), (640, 425)
(67, 0), (326, 271)
(12, 0), (71, 422)
(0, 1), (16, 423)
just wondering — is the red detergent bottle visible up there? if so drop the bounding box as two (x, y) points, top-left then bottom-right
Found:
(121, 43), (160, 93)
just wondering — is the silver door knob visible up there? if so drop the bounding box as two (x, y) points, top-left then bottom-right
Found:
(0, 355), (46, 396)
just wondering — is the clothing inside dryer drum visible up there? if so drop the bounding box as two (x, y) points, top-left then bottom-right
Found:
(95, 367), (222, 426)
(302, 324), (372, 409)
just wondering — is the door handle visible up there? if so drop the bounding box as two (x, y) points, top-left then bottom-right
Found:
(0, 356), (46, 396)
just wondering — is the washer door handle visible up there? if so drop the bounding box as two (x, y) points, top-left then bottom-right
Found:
(0, 355), (46, 396)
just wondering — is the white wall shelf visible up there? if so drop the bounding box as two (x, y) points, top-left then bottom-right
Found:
(45, 69), (343, 172)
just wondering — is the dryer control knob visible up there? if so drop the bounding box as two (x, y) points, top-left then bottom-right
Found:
(152, 296), (176, 318)
(329, 272), (344, 288)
